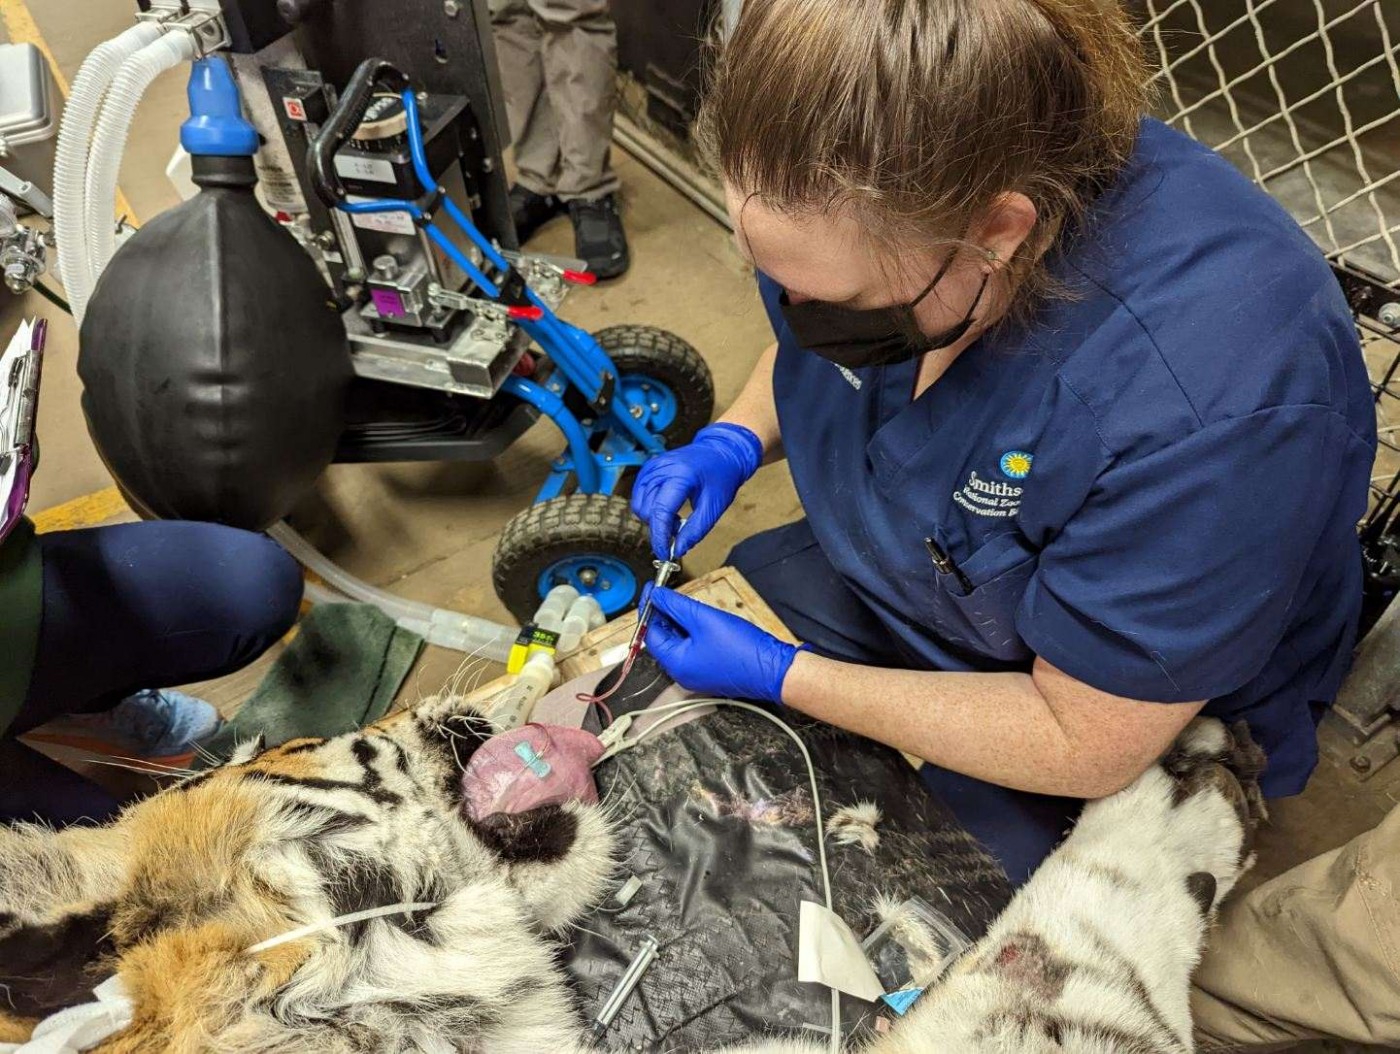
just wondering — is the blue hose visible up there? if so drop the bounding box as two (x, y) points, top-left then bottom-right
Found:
(329, 86), (660, 484)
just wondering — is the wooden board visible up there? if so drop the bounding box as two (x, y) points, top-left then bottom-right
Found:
(464, 565), (794, 705)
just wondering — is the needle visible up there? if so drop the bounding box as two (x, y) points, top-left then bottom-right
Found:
(629, 526), (682, 656)
(577, 519), (685, 710)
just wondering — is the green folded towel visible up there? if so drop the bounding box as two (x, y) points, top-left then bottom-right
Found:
(196, 602), (424, 767)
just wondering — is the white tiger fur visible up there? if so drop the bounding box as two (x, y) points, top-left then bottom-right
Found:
(0, 692), (1263, 1054)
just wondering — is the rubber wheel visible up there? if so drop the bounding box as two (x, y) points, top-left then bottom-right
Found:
(585, 324), (715, 446)
(493, 493), (655, 622)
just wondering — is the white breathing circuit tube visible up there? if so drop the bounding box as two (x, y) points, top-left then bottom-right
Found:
(52, 20), (165, 323)
(83, 30), (200, 289)
(597, 698), (843, 1053)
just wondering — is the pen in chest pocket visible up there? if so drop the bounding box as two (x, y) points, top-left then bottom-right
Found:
(924, 536), (975, 595)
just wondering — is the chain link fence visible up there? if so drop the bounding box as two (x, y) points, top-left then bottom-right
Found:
(1135, 1), (1400, 582)
(1138, 1), (1400, 284)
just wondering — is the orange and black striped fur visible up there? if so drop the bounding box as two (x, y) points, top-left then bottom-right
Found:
(0, 689), (1263, 1054)
(0, 695), (615, 1052)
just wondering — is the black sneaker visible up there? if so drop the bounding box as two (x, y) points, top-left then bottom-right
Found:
(568, 193), (630, 280)
(509, 184), (565, 243)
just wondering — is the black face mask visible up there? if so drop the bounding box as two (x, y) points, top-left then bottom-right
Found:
(778, 254), (991, 370)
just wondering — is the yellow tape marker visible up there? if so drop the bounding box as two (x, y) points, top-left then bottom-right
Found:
(0, 0), (140, 224)
(31, 486), (130, 533)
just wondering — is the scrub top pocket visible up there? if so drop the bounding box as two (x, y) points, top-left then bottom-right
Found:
(918, 530), (1038, 664)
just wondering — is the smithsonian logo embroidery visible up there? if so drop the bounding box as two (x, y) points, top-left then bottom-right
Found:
(999, 450), (1034, 479)
(954, 450), (1034, 519)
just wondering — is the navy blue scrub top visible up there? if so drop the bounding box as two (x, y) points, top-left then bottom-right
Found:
(761, 118), (1377, 798)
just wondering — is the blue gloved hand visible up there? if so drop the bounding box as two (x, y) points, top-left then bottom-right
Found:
(631, 422), (764, 559)
(642, 585), (804, 704)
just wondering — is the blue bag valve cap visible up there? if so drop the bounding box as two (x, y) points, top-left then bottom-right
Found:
(180, 56), (259, 157)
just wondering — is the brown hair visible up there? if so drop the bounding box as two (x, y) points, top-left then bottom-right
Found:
(698, 0), (1152, 314)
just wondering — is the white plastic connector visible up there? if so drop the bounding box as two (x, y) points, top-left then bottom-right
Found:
(557, 594), (605, 653)
(534, 584), (579, 634)
(137, 0), (232, 55)
(485, 651), (556, 733)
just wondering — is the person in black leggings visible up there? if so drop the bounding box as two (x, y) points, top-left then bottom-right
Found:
(0, 518), (302, 826)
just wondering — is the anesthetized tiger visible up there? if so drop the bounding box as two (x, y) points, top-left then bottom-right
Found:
(0, 686), (1264, 1054)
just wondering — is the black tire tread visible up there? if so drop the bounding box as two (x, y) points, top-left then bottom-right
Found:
(593, 324), (714, 445)
(492, 493), (652, 622)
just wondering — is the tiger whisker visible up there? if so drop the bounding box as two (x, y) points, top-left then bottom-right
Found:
(106, 753), (201, 774)
(84, 757), (199, 778)
(191, 742), (223, 765)
(438, 639), (499, 702)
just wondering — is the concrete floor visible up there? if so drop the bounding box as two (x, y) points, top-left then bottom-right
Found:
(8, 4), (1399, 1050)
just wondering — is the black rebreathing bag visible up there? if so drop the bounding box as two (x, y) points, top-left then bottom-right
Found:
(78, 156), (351, 530)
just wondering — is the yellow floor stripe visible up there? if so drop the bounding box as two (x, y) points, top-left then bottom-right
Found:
(0, 0), (139, 224)
(0, 0), (67, 92)
(31, 486), (130, 533)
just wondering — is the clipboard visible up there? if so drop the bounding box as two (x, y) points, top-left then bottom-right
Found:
(0, 317), (47, 543)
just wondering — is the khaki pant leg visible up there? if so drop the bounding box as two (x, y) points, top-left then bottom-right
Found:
(1191, 805), (1400, 1051)
(526, 0), (620, 200)
(491, 0), (560, 195)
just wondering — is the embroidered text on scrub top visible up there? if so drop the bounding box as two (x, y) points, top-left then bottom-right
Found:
(954, 453), (1034, 519)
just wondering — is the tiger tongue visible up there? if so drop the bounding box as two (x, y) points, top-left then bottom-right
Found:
(459, 723), (604, 821)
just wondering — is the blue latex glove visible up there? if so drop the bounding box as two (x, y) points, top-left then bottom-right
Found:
(643, 585), (804, 704)
(631, 422), (764, 559)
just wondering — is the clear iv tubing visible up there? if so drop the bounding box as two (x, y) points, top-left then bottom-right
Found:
(271, 522), (517, 663)
(597, 697), (842, 1052)
(576, 637), (641, 709)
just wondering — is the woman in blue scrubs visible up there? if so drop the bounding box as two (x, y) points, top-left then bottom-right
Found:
(630, 0), (1377, 885)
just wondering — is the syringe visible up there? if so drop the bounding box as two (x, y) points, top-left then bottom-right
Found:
(629, 534), (681, 658)
(578, 525), (683, 711)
